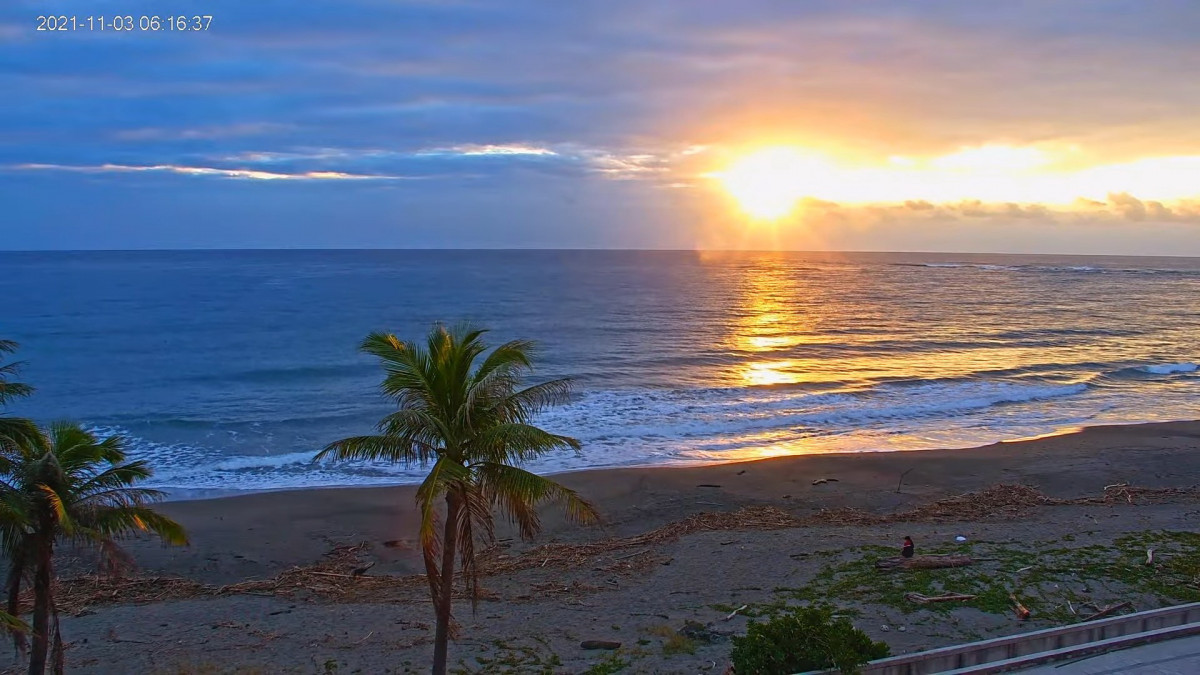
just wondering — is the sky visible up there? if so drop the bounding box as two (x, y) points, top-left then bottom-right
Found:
(2, 0), (1200, 253)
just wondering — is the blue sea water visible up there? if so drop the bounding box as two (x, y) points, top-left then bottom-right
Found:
(1, 250), (1197, 495)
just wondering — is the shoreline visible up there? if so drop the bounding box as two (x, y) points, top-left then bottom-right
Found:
(119, 418), (1200, 587)
(156, 418), (1196, 504)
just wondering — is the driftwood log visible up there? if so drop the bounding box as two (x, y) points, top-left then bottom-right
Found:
(875, 555), (974, 571)
(1081, 601), (1133, 622)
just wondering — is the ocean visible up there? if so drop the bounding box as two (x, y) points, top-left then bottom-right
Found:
(1, 250), (1197, 496)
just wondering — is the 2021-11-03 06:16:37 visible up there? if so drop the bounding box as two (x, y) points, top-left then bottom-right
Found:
(35, 15), (213, 32)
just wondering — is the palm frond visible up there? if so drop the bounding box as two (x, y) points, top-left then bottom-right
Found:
(472, 339), (535, 384)
(0, 340), (33, 405)
(477, 463), (599, 539)
(75, 486), (167, 510)
(414, 457), (470, 607)
(453, 486), (482, 614)
(0, 417), (41, 455)
(74, 463), (157, 501)
(469, 423), (581, 465)
(377, 409), (448, 451)
(37, 485), (74, 536)
(316, 434), (434, 464)
(83, 506), (188, 546)
(45, 422), (107, 475)
(361, 333), (447, 418)
(501, 378), (575, 419)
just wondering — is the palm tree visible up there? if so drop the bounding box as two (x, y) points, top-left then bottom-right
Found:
(0, 423), (188, 675)
(318, 324), (599, 674)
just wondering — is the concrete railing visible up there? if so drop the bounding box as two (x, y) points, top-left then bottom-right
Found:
(801, 601), (1200, 675)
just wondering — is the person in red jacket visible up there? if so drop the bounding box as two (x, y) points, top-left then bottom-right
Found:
(901, 536), (915, 558)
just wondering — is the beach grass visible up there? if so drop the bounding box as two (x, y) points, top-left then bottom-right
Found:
(761, 531), (1200, 624)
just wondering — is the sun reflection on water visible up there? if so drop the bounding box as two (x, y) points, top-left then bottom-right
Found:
(726, 259), (823, 387)
(695, 253), (1125, 463)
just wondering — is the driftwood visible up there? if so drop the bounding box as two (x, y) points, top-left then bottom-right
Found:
(723, 604), (749, 621)
(905, 592), (976, 604)
(1082, 601), (1133, 622)
(580, 640), (621, 650)
(875, 555), (974, 571)
(1011, 593), (1031, 620)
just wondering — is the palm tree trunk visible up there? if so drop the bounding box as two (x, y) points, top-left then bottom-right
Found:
(6, 556), (27, 654)
(431, 491), (462, 675)
(28, 537), (51, 675)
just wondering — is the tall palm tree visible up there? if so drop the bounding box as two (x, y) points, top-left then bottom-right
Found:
(0, 423), (188, 675)
(318, 324), (599, 674)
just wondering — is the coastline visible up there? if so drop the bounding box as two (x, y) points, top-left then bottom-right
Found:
(128, 419), (1200, 584)
(153, 418), (1191, 504)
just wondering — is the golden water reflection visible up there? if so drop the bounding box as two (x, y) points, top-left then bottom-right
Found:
(742, 360), (804, 386)
(725, 258), (825, 387)
(722, 256), (1114, 390)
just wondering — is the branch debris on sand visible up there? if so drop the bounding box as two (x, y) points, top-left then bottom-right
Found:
(52, 483), (1200, 613)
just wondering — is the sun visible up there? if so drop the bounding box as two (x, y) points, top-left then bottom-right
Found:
(715, 147), (831, 219)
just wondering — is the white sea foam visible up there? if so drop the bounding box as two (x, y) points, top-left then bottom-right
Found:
(1138, 362), (1198, 375)
(211, 451), (319, 471)
(98, 377), (1102, 494)
(919, 263), (1012, 270)
(543, 380), (1088, 439)
(911, 262), (1198, 276)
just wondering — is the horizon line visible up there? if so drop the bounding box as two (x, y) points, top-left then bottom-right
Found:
(1, 247), (1199, 259)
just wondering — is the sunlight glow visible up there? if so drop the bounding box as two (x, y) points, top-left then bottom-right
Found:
(710, 144), (1200, 217)
(714, 147), (833, 219)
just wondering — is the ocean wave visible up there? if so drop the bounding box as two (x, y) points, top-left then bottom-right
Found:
(539, 380), (1089, 446)
(897, 262), (1200, 277)
(212, 451), (320, 471)
(1138, 362), (1198, 375)
(915, 263), (1012, 270)
(1103, 362), (1199, 378)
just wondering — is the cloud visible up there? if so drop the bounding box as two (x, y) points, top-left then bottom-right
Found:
(1104, 193), (1200, 222)
(6, 163), (409, 181)
(794, 194), (1200, 226)
(205, 141), (691, 183)
(419, 143), (559, 157)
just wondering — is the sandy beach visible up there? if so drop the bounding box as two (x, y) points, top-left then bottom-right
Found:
(12, 420), (1200, 674)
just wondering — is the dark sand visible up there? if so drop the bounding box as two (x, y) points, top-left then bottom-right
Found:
(10, 421), (1200, 673)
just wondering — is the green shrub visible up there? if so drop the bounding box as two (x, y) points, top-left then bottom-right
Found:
(730, 605), (889, 675)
